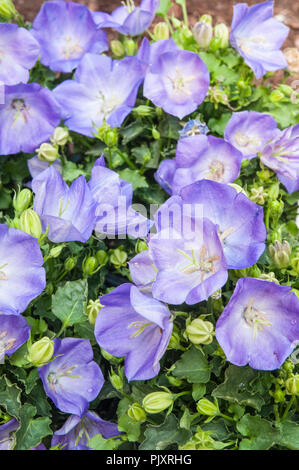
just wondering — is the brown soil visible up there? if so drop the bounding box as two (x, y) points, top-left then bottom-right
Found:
(14, 0), (299, 82)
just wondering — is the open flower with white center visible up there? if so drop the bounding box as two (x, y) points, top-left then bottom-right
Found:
(224, 111), (279, 160)
(216, 278), (299, 370)
(155, 134), (242, 195)
(53, 53), (144, 137)
(93, 0), (159, 36)
(95, 284), (173, 381)
(143, 39), (209, 119)
(260, 123), (299, 194)
(0, 83), (61, 155)
(31, 0), (108, 73)
(0, 224), (46, 314)
(0, 23), (39, 86)
(230, 1), (289, 78)
(38, 338), (104, 416)
(0, 314), (30, 362)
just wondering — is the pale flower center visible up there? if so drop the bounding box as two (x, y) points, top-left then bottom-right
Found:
(61, 36), (83, 60)
(128, 321), (153, 338)
(167, 67), (196, 96)
(121, 0), (135, 13)
(11, 99), (31, 126)
(207, 160), (225, 181)
(234, 131), (262, 152)
(243, 297), (272, 339)
(0, 331), (15, 357)
(178, 245), (219, 281)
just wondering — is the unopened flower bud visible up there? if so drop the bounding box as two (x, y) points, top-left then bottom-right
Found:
(167, 376), (183, 387)
(135, 240), (148, 254)
(82, 256), (98, 277)
(269, 199), (284, 225)
(49, 244), (65, 258)
(270, 90), (284, 103)
(278, 84), (293, 97)
(270, 386), (285, 403)
(133, 105), (153, 117)
(128, 403), (147, 423)
(96, 250), (109, 266)
(28, 337), (54, 367)
(101, 347), (123, 364)
(186, 318), (214, 345)
(153, 22), (169, 40)
(196, 398), (219, 417)
(208, 86), (229, 108)
(105, 129), (119, 148)
(123, 38), (137, 56)
(13, 188), (32, 213)
(110, 40), (125, 58)
(199, 14), (212, 24)
(250, 186), (267, 205)
(283, 359), (294, 373)
(167, 326), (181, 350)
(142, 391), (173, 414)
(268, 182), (280, 200)
(246, 264), (261, 278)
(285, 375), (299, 395)
(86, 299), (102, 325)
(214, 23), (229, 48)
(110, 248), (127, 269)
(109, 368), (123, 391)
(193, 21), (213, 48)
(19, 209), (42, 238)
(269, 240), (291, 268)
(259, 272), (279, 284)
(64, 256), (77, 272)
(51, 127), (69, 146)
(0, 0), (18, 19)
(37, 143), (59, 163)
(152, 127), (160, 140)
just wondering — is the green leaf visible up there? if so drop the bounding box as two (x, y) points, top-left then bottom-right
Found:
(172, 347), (211, 384)
(117, 398), (141, 442)
(156, 0), (173, 17)
(212, 365), (265, 410)
(140, 414), (191, 450)
(88, 433), (121, 450)
(277, 420), (299, 450)
(237, 414), (279, 450)
(118, 169), (148, 190)
(208, 113), (231, 136)
(120, 119), (144, 144)
(0, 376), (22, 419)
(158, 115), (181, 140)
(52, 279), (88, 327)
(62, 161), (84, 183)
(14, 404), (51, 450)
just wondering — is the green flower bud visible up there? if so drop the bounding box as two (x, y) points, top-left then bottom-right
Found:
(268, 199), (284, 225)
(277, 84), (293, 97)
(269, 240), (291, 268)
(167, 376), (183, 387)
(82, 256), (98, 277)
(196, 398), (219, 417)
(49, 244), (65, 258)
(13, 188), (32, 213)
(270, 90), (284, 103)
(246, 264), (261, 278)
(100, 347), (123, 364)
(28, 337), (54, 367)
(270, 386), (285, 403)
(110, 248), (127, 269)
(267, 182), (280, 200)
(105, 129), (119, 148)
(250, 186), (267, 205)
(153, 22), (169, 40)
(208, 86), (229, 108)
(142, 391), (173, 414)
(45, 282), (54, 296)
(259, 272), (279, 284)
(135, 240), (148, 254)
(109, 368), (123, 391)
(214, 23), (229, 48)
(0, 0), (18, 19)
(155, 106), (163, 118)
(110, 40), (125, 58)
(94, 121), (110, 142)
(186, 318), (214, 345)
(283, 359), (294, 373)
(51, 127), (69, 146)
(86, 299), (102, 326)
(96, 250), (109, 266)
(199, 14), (212, 24)
(285, 375), (299, 395)
(152, 127), (160, 140)
(167, 327), (181, 350)
(290, 256), (299, 275)
(193, 21), (213, 48)
(64, 256), (77, 272)
(128, 403), (147, 423)
(19, 209), (43, 238)
(36, 142), (59, 163)
(133, 105), (153, 117)
(123, 38), (137, 56)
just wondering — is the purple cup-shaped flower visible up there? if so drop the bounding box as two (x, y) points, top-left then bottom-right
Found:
(53, 53), (144, 137)
(260, 124), (299, 194)
(93, 0), (159, 36)
(216, 277), (299, 370)
(0, 23), (39, 86)
(0, 224), (46, 314)
(38, 337), (104, 417)
(32, 0), (108, 73)
(179, 119), (209, 139)
(155, 135), (242, 195)
(0, 418), (19, 450)
(230, 1), (289, 78)
(0, 314), (30, 362)
(128, 249), (157, 292)
(178, 180), (267, 269)
(32, 166), (97, 243)
(149, 217), (228, 305)
(224, 111), (279, 159)
(0, 83), (61, 155)
(89, 157), (151, 238)
(143, 44), (210, 119)
(27, 155), (62, 180)
(51, 411), (119, 450)
(95, 284), (173, 381)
